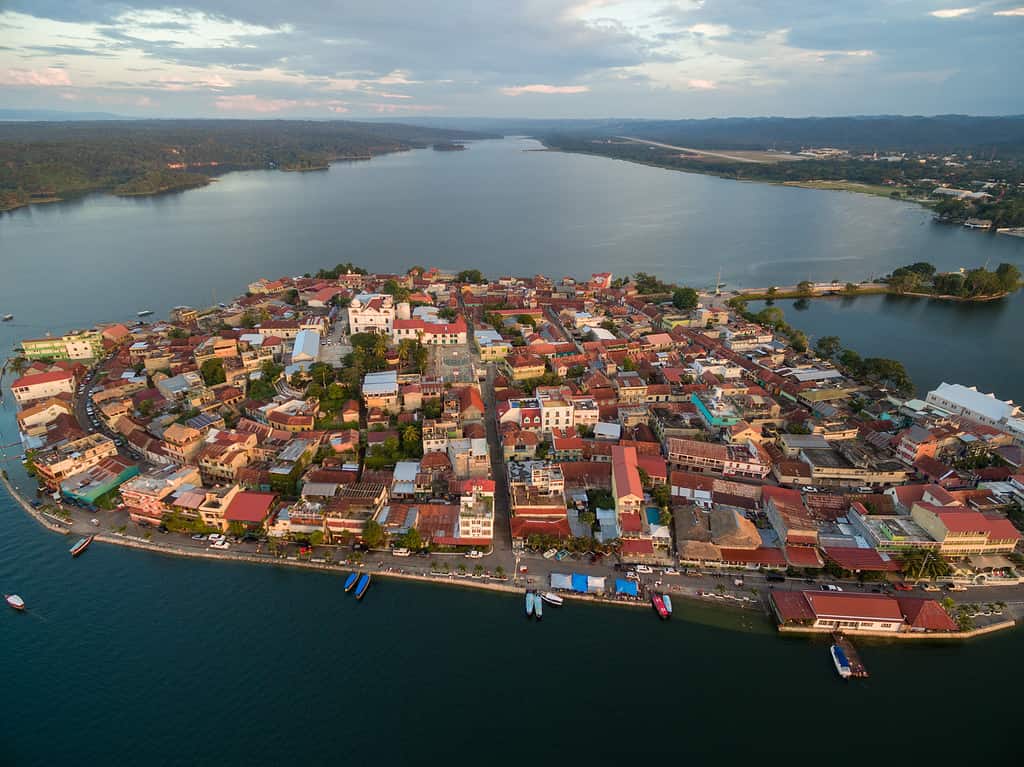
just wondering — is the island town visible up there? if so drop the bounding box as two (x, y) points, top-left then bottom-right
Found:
(5, 263), (1024, 661)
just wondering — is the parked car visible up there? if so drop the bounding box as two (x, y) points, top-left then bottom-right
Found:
(465, 550), (484, 559)
(635, 564), (653, 574)
(820, 584), (843, 592)
(210, 540), (230, 550)
(625, 571), (640, 581)
(191, 534), (207, 541)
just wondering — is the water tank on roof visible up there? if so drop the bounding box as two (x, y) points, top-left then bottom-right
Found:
(396, 302), (411, 321)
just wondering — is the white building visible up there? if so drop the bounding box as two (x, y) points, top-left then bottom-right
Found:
(925, 383), (1019, 429)
(11, 369), (76, 406)
(539, 399), (574, 436)
(347, 293), (395, 335)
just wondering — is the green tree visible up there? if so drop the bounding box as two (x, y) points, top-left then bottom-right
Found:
(996, 263), (1021, 291)
(815, 335), (841, 359)
(383, 278), (411, 303)
(398, 528), (422, 550)
(457, 269), (486, 284)
(200, 358), (226, 386)
(362, 519), (386, 549)
(651, 483), (671, 509)
(796, 280), (814, 297)
(671, 286), (699, 311)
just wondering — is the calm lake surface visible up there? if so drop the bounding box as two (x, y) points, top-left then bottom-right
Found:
(1, 136), (1022, 765)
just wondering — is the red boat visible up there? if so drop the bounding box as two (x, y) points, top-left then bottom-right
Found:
(651, 593), (669, 620)
(69, 535), (94, 558)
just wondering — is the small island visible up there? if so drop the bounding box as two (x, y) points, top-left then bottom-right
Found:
(432, 142), (466, 151)
(728, 261), (1022, 304)
(5, 263), (1022, 646)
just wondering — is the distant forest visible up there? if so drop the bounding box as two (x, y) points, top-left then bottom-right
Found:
(0, 119), (492, 210)
(404, 114), (1024, 155)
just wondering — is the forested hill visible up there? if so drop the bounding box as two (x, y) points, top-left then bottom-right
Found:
(0, 119), (494, 211)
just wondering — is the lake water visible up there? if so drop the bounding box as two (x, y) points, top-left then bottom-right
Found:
(1, 136), (1021, 765)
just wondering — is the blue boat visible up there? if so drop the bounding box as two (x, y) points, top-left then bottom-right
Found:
(534, 594), (543, 621)
(343, 572), (359, 593)
(354, 573), (371, 600)
(830, 644), (852, 679)
(662, 594), (673, 617)
(525, 591), (536, 618)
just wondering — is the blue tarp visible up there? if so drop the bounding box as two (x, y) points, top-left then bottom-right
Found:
(615, 579), (639, 597)
(571, 573), (589, 593)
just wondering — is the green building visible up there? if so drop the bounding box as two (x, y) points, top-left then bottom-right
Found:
(21, 329), (104, 361)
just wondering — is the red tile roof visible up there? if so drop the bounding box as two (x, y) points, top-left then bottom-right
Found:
(12, 369), (76, 389)
(824, 546), (902, 572)
(719, 547), (787, 566)
(510, 516), (571, 539)
(896, 598), (958, 631)
(803, 591), (905, 622)
(611, 445), (643, 501)
(620, 538), (655, 555)
(784, 545), (824, 568)
(224, 491), (277, 523)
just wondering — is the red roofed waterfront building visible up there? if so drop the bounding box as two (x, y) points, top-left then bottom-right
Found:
(771, 591), (960, 634)
(223, 491), (278, 532)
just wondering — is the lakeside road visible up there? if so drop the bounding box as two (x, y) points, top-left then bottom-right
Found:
(4, 471), (1022, 636)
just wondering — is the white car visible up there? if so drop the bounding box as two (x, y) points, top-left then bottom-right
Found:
(800, 486), (819, 493)
(820, 584), (843, 592)
(465, 550), (484, 559)
(392, 547), (411, 557)
(663, 568), (680, 576)
(625, 571), (640, 581)
(211, 541), (230, 550)
(635, 564), (653, 574)
(207, 533), (226, 542)
(542, 548), (558, 559)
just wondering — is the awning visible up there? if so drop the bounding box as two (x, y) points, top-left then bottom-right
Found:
(615, 579), (638, 597)
(549, 573), (572, 590)
(571, 573), (589, 593)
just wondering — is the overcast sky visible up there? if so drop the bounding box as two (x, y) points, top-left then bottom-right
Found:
(1, 1), (1022, 119)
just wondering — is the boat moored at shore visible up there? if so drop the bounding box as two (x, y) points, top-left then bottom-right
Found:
(525, 590), (536, 618)
(344, 572), (359, 592)
(662, 594), (673, 618)
(651, 593), (669, 620)
(831, 644), (852, 679)
(354, 573), (371, 600)
(70, 536), (94, 558)
(540, 592), (564, 607)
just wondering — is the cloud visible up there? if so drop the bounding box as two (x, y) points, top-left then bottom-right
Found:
(929, 8), (975, 18)
(0, 66), (71, 86)
(1, 2), (1023, 118)
(214, 94), (299, 112)
(501, 84), (590, 96)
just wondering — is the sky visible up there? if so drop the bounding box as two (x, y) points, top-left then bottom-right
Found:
(1, 1), (1022, 119)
